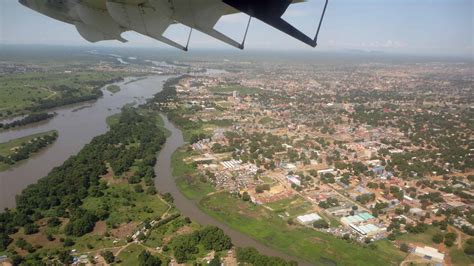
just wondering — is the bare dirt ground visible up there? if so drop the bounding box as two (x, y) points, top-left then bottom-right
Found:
(91, 221), (107, 236)
(110, 222), (138, 239)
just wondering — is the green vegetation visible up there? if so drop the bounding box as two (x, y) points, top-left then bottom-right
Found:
(0, 109), (166, 262)
(117, 244), (146, 265)
(81, 183), (169, 228)
(259, 116), (275, 125)
(0, 71), (125, 118)
(172, 149), (215, 200)
(396, 226), (473, 265)
(209, 85), (262, 95)
(106, 113), (121, 127)
(199, 192), (405, 266)
(0, 130), (58, 171)
(169, 226), (232, 263)
(0, 112), (54, 130)
(236, 247), (297, 266)
(106, 85), (121, 94)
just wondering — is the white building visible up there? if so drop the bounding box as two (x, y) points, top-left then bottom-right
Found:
(414, 246), (444, 263)
(296, 213), (322, 225)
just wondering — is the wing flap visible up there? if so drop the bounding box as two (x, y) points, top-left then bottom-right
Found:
(223, 0), (320, 47)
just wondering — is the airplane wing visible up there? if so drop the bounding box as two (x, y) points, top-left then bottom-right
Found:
(19, 0), (329, 51)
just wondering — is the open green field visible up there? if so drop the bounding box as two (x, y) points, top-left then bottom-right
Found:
(199, 192), (406, 266)
(0, 71), (125, 118)
(0, 130), (57, 171)
(209, 85), (262, 95)
(117, 244), (147, 265)
(176, 176), (216, 201)
(171, 148), (215, 200)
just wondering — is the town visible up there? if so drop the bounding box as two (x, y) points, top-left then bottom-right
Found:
(151, 57), (473, 265)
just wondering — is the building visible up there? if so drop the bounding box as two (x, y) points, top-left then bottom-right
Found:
(349, 223), (382, 236)
(413, 246), (444, 263)
(340, 212), (375, 225)
(296, 213), (322, 225)
(287, 175), (301, 186)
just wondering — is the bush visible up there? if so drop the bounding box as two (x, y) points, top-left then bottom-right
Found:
(63, 238), (75, 247)
(47, 217), (62, 227)
(400, 243), (409, 252)
(23, 223), (39, 235)
(313, 219), (329, 229)
(134, 184), (144, 193)
(101, 251), (115, 263)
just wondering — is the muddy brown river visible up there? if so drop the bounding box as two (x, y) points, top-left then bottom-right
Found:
(0, 74), (311, 265)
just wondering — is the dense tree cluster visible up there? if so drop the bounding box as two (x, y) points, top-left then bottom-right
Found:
(356, 193), (376, 204)
(0, 109), (166, 245)
(170, 226), (232, 263)
(236, 247), (297, 266)
(0, 112), (54, 129)
(0, 131), (58, 165)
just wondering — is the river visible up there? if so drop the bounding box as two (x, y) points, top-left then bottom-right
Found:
(0, 74), (311, 265)
(154, 115), (311, 266)
(0, 75), (171, 209)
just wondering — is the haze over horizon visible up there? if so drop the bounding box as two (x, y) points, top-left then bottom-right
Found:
(1, 0), (473, 57)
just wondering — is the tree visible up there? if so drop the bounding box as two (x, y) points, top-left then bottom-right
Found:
(146, 186), (157, 195)
(209, 255), (221, 266)
(63, 238), (75, 247)
(47, 217), (62, 227)
(101, 251), (115, 264)
(242, 192), (251, 202)
(58, 250), (73, 264)
(138, 250), (161, 266)
(313, 219), (329, 229)
(23, 223), (39, 235)
(432, 233), (444, 244)
(134, 184), (144, 193)
(0, 233), (12, 251)
(400, 243), (409, 252)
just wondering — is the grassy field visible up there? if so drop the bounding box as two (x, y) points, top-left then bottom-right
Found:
(0, 71), (125, 118)
(171, 148), (215, 200)
(199, 192), (406, 266)
(117, 244), (147, 265)
(0, 130), (57, 171)
(176, 176), (216, 201)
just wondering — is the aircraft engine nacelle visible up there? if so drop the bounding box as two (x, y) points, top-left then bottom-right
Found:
(74, 3), (127, 42)
(106, 0), (188, 50)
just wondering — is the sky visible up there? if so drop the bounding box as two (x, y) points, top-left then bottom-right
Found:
(0, 0), (472, 56)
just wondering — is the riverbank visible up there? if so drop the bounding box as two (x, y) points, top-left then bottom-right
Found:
(0, 130), (57, 172)
(0, 109), (297, 266)
(170, 146), (406, 265)
(0, 75), (172, 210)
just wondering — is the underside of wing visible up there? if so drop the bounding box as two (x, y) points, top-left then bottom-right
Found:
(20, 0), (328, 50)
